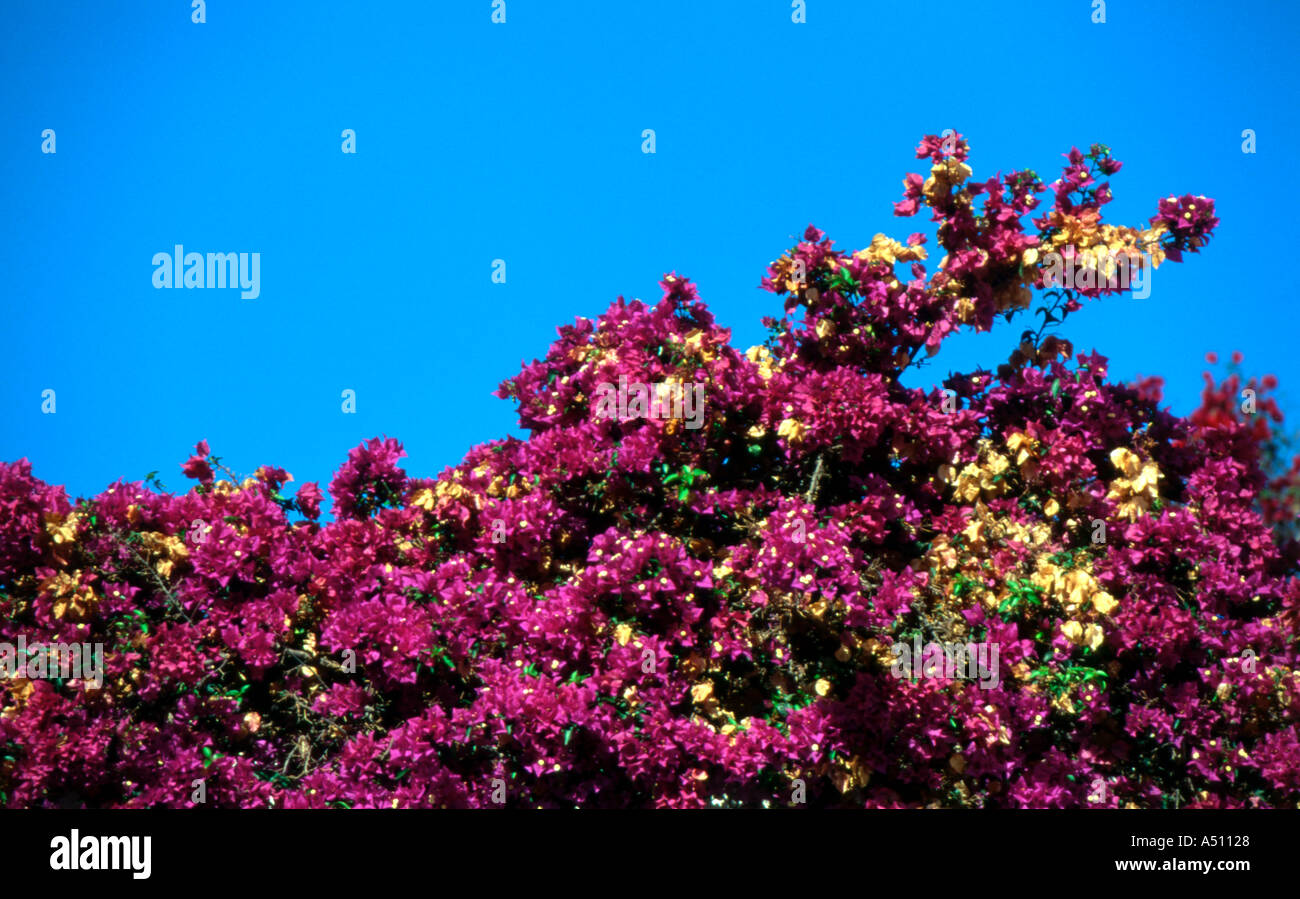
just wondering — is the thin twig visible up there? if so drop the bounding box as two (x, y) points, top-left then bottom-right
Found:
(804, 454), (826, 503)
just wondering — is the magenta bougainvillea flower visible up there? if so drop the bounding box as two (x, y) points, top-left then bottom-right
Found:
(2, 135), (1296, 809)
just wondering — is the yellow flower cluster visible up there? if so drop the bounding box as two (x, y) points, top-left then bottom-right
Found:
(39, 569), (99, 621)
(1060, 619), (1105, 651)
(921, 507), (1054, 623)
(852, 233), (928, 268)
(411, 478), (487, 513)
(923, 158), (974, 204)
(961, 512), (1053, 556)
(1027, 554), (1118, 617)
(767, 254), (811, 294)
(1004, 431), (1040, 476)
(1, 677), (36, 720)
(953, 296), (976, 323)
(484, 468), (530, 499)
(919, 433), (1124, 697)
(43, 511), (81, 567)
(947, 431), (1088, 516)
(777, 417), (806, 444)
(745, 345), (778, 381)
(663, 328), (719, 364)
(829, 753), (874, 794)
(948, 439), (1013, 503)
(1106, 447), (1163, 521)
(43, 511), (80, 546)
(1031, 212), (1169, 275)
(925, 548), (1118, 705)
(137, 531), (189, 579)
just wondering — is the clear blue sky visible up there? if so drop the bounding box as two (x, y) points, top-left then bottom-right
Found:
(3, 0), (1297, 512)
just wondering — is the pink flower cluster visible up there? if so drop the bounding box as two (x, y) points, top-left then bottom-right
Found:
(2, 135), (1297, 808)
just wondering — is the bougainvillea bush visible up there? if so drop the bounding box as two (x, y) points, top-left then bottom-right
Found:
(4, 134), (1299, 808)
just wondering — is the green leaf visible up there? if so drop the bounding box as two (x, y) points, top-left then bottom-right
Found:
(1051, 378), (1061, 398)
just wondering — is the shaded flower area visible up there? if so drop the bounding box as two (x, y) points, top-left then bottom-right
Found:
(3, 135), (1298, 808)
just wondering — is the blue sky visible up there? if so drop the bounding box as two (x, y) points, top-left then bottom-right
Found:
(3, 0), (1297, 513)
